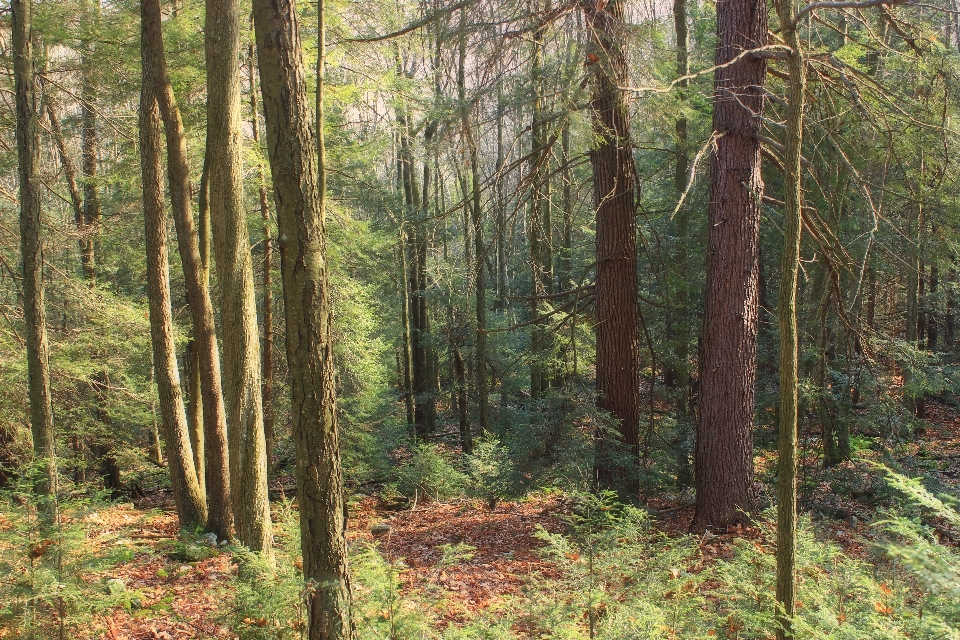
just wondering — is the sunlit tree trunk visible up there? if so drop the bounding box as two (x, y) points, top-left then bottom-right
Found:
(139, 31), (206, 528)
(206, 0), (272, 551)
(253, 0), (354, 634)
(14, 0), (57, 497)
(80, 0), (99, 284)
(693, 0), (766, 530)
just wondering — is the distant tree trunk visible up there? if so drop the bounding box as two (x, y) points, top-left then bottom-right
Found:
(80, 4), (99, 284)
(459, 18), (489, 437)
(928, 263), (938, 351)
(42, 91), (86, 254)
(584, 0), (640, 496)
(529, 2), (553, 401)
(14, 0), (57, 497)
(693, 0), (766, 530)
(398, 235), (416, 439)
(139, 41), (206, 529)
(207, 0), (272, 551)
(143, 0), (233, 538)
(947, 265), (955, 345)
(671, 0), (691, 411)
(252, 0), (354, 634)
(496, 92), (509, 307)
(249, 37), (275, 472)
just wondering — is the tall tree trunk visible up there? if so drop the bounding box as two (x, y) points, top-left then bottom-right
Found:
(774, 5), (804, 634)
(14, 0), (57, 497)
(143, 0), (233, 538)
(671, 0), (691, 411)
(693, 0), (766, 530)
(458, 17), (490, 438)
(206, 0), (272, 552)
(249, 41), (276, 473)
(80, 3), (99, 284)
(139, 39), (206, 529)
(252, 0), (354, 634)
(530, 2), (553, 401)
(928, 262), (938, 351)
(42, 91), (86, 255)
(584, 0), (640, 496)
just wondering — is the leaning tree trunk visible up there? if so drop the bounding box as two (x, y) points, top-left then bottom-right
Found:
(584, 0), (640, 497)
(143, 0), (233, 539)
(206, 0), (272, 552)
(139, 38), (207, 530)
(693, 0), (767, 531)
(252, 0), (354, 635)
(773, 1), (805, 636)
(14, 0), (57, 497)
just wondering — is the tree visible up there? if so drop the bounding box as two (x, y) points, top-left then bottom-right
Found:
(206, 0), (272, 552)
(252, 0), (354, 634)
(139, 13), (207, 528)
(13, 0), (57, 497)
(142, 0), (233, 540)
(584, 0), (640, 496)
(693, 0), (767, 531)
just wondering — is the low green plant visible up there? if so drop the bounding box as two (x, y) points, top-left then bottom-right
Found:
(396, 444), (467, 502)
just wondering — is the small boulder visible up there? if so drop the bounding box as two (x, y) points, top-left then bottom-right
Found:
(203, 532), (219, 546)
(370, 523), (392, 536)
(106, 578), (126, 595)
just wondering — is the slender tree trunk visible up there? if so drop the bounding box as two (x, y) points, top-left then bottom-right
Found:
(459, 18), (489, 437)
(496, 92), (508, 308)
(185, 342), (205, 497)
(80, 5), (99, 284)
(398, 235), (416, 439)
(249, 38), (275, 472)
(928, 263), (938, 351)
(42, 91), (85, 249)
(693, 0), (766, 530)
(252, 0), (354, 633)
(14, 0), (57, 497)
(143, 0), (232, 538)
(774, 3), (804, 636)
(530, 2), (553, 400)
(206, 0), (272, 551)
(672, 0), (691, 411)
(584, 0), (640, 496)
(139, 39), (206, 529)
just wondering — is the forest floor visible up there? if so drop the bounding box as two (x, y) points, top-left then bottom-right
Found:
(9, 400), (960, 639)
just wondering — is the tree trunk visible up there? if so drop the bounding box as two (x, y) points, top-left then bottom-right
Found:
(80, 4), (99, 284)
(252, 0), (354, 634)
(671, 0), (691, 413)
(248, 39), (276, 473)
(143, 0), (233, 538)
(42, 90), (86, 262)
(774, 3), (804, 636)
(693, 0), (766, 530)
(928, 263), (938, 351)
(14, 0), (57, 497)
(139, 41), (206, 529)
(584, 0), (640, 496)
(206, 0), (272, 551)
(458, 17), (489, 437)
(529, 2), (553, 401)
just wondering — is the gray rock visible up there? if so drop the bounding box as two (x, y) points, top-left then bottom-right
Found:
(370, 523), (392, 536)
(203, 532), (218, 546)
(106, 578), (125, 595)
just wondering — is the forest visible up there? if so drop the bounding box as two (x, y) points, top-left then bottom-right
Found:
(1, 0), (960, 637)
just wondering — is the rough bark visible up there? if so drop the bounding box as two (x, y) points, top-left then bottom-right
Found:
(14, 0), (57, 497)
(80, 2), (99, 284)
(206, 0), (272, 551)
(139, 39), (206, 529)
(143, 0), (233, 538)
(584, 0), (640, 496)
(693, 0), (767, 530)
(252, 0), (354, 634)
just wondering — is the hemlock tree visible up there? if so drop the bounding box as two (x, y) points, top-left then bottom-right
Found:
(142, 0), (233, 540)
(139, 14), (207, 529)
(253, 0), (354, 636)
(693, 0), (767, 531)
(206, 0), (272, 552)
(584, 0), (641, 496)
(13, 0), (57, 497)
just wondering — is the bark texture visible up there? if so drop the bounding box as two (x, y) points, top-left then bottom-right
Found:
(206, 0), (272, 551)
(584, 0), (640, 496)
(693, 0), (767, 530)
(142, 0), (233, 539)
(139, 32), (207, 528)
(14, 0), (57, 496)
(253, 0), (354, 635)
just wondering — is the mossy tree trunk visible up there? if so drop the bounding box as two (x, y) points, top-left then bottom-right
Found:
(253, 0), (355, 634)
